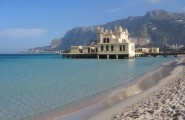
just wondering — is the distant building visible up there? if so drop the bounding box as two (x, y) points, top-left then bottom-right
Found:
(70, 45), (97, 54)
(135, 47), (159, 53)
(62, 26), (136, 59)
(149, 47), (159, 53)
(135, 48), (149, 53)
(96, 26), (135, 59)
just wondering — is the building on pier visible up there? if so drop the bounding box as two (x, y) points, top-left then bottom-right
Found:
(61, 26), (135, 59)
(96, 26), (135, 59)
(135, 47), (159, 53)
(70, 45), (97, 54)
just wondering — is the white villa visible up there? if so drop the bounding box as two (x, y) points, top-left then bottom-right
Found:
(63, 26), (136, 59)
(96, 26), (135, 59)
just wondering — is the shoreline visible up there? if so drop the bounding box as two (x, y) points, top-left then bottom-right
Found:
(29, 56), (184, 120)
(89, 56), (185, 120)
(58, 57), (184, 120)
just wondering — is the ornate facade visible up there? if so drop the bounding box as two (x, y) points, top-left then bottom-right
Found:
(65, 26), (135, 59)
(96, 26), (135, 59)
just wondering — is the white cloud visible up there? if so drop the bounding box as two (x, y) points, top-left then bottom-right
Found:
(106, 8), (123, 13)
(0, 28), (47, 38)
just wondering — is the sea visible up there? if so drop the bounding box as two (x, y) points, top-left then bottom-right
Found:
(0, 54), (178, 120)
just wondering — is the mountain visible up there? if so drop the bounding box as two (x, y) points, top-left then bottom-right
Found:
(24, 9), (185, 53)
(61, 26), (98, 50)
(22, 38), (62, 54)
(50, 38), (62, 50)
(59, 9), (185, 50)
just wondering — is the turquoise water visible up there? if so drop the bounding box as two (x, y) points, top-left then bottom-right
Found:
(0, 54), (177, 120)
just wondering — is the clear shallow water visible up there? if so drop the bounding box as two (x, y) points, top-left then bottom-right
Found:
(0, 54), (177, 120)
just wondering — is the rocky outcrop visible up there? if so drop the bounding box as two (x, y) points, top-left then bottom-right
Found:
(51, 38), (62, 50)
(22, 38), (62, 54)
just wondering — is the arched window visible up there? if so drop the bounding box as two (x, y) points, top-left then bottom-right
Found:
(111, 45), (114, 51)
(96, 48), (98, 52)
(103, 38), (110, 43)
(103, 38), (106, 43)
(123, 45), (125, 51)
(79, 49), (83, 53)
(101, 45), (104, 51)
(106, 45), (109, 51)
(119, 45), (122, 51)
(107, 38), (110, 43)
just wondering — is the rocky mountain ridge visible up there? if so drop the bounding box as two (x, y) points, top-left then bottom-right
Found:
(23, 9), (185, 53)
(22, 38), (62, 54)
(60, 9), (185, 50)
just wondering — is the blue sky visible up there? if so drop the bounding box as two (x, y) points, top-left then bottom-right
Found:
(0, 0), (185, 53)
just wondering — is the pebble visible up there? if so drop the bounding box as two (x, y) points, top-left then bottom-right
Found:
(113, 68), (185, 120)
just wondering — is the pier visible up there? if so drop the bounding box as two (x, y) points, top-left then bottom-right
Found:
(61, 52), (185, 59)
(143, 52), (185, 57)
(62, 53), (97, 58)
(62, 53), (132, 59)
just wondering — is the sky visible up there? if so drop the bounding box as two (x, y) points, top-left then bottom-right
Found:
(0, 0), (185, 53)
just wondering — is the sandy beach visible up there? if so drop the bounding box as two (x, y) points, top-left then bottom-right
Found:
(89, 56), (185, 120)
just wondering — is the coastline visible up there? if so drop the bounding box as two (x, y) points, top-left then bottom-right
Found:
(89, 56), (185, 120)
(29, 56), (184, 120)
